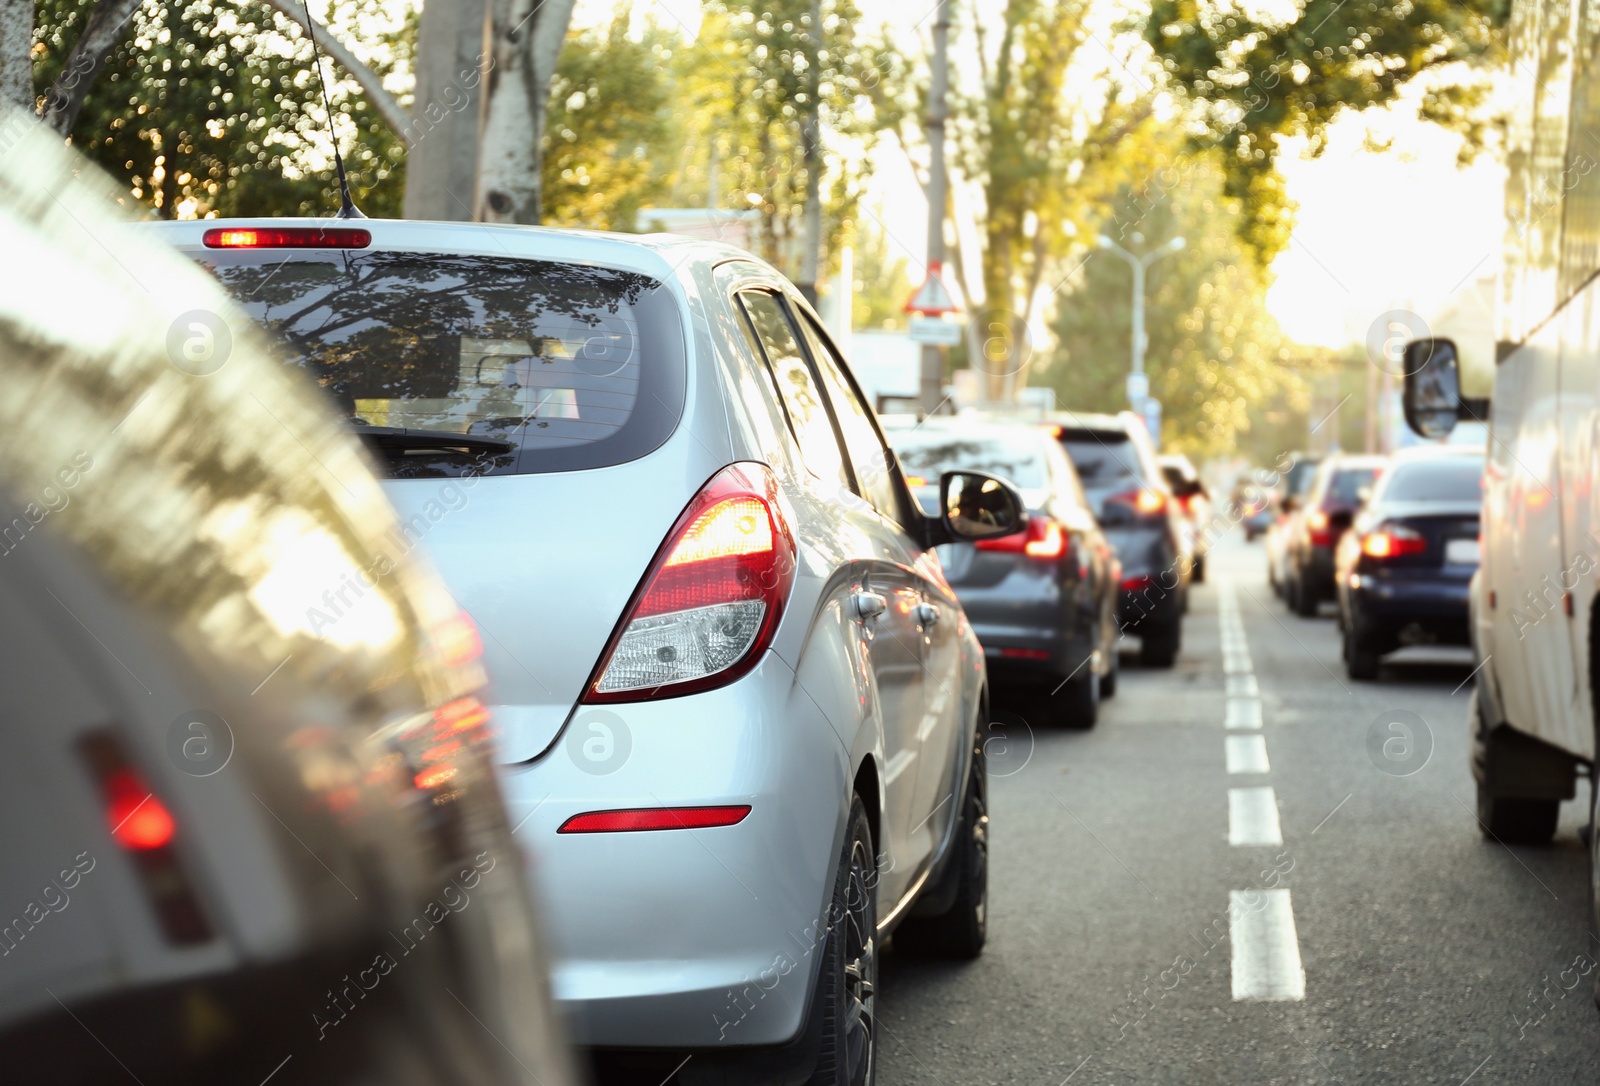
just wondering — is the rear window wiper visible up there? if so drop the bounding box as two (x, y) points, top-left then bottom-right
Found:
(351, 425), (515, 455)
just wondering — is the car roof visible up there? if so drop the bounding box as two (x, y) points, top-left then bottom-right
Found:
(1325, 453), (1389, 471)
(138, 216), (767, 284)
(883, 418), (1051, 447)
(1389, 443), (1486, 461)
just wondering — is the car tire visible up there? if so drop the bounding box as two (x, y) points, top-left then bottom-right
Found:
(1292, 566), (1319, 617)
(1141, 623), (1180, 668)
(1100, 644), (1119, 699)
(1343, 621), (1381, 681)
(1192, 555), (1207, 584)
(895, 726), (988, 960)
(1476, 780), (1558, 845)
(809, 797), (878, 1086)
(1057, 665), (1099, 728)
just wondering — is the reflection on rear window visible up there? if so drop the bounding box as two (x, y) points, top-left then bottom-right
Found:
(891, 435), (1047, 490)
(1381, 458), (1484, 503)
(1328, 468), (1379, 504)
(1059, 432), (1141, 488)
(199, 251), (685, 477)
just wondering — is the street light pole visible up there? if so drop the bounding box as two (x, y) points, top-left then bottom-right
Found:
(918, 0), (952, 416)
(1096, 234), (1185, 413)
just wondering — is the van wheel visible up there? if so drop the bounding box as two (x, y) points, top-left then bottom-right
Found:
(809, 798), (877, 1086)
(1476, 781), (1558, 844)
(896, 726), (988, 960)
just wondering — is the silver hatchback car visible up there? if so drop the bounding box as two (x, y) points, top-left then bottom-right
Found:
(150, 219), (1024, 1085)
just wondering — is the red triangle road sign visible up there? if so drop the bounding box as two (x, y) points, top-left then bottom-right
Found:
(904, 261), (959, 316)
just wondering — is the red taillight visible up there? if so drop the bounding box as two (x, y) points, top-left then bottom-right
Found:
(976, 516), (1066, 559)
(997, 647), (1051, 660)
(1305, 508), (1332, 546)
(1361, 526), (1426, 559)
(1108, 488), (1167, 517)
(557, 805), (752, 834)
(202, 226), (371, 249)
(583, 464), (796, 703)
(1121, 575), (1154, 591)
(105, 768), (177, 850)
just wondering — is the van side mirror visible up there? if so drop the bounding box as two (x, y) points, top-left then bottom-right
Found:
(939, 471), (1026, 542)
(1401, 337), (1462, 439)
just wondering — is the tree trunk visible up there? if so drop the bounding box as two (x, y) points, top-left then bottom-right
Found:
(403, 0), (492, 221)
(37, 0), (140, 135)
(0, 0), (31, 112)
(478, 0), (577, 225)
(794, 0), (824, 303)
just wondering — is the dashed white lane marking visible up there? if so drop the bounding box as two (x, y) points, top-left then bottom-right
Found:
(1228, 787), (1283, 846)
(1226, 673), (1259, 698)
(1225, 698), (1263, 729)
(1229, 889), (1306, 1001)
(1224, 652), (1254, 674)
(1226, 733), (1270, 774)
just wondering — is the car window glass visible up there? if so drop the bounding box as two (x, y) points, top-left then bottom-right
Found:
(797, 313), (903, 520)
(1379, 458), (1484, 502)
(1045, 441), (1090, 510)
(1329, 467), (1379, 503)
(1058, 430), (1142, 487)
(738, 292), (848, 488)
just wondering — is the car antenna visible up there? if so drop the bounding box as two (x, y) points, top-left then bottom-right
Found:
(298, 0), (364, 219)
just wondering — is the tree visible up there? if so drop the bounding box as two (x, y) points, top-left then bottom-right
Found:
(475, 0), (578, 224)
(1144, 0), (1507, 264)
(1042, 151), (1295, 459)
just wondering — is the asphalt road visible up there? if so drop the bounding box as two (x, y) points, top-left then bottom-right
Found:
(877, 533), (1600, 1085)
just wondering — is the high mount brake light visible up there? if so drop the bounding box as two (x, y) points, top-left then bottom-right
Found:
(202, 227), (371, 249)
(583, 464), (796, 702)
(976, 516), (1066, 559)
(1361, 526), (1426, 559)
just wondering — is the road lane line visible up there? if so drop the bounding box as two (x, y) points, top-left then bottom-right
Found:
(1226, 698), (1263, 729)
(1229, 889), (1306, 1001)
(1226, 674), (1259, 697)
(1229, 787), (1283, 845)
(1224, 652), (1254, 674)
(1226, 734), (1270, 774)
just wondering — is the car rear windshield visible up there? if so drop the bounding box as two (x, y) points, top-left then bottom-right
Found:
(1057, 429), (1144, 489)
(1380, 458), (1483, 503)
(198, 250), (686, 477)
(1284, 458), (1320, 496)
(1327, 467), (1379, 504)
(891, 433), (1047, 490)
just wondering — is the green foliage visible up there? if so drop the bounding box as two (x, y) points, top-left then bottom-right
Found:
(33, 0), (409, 219)
(1143, 0), (1508, 264)
(1042, 152), (1298, 460)
(850, 216), (913, 331)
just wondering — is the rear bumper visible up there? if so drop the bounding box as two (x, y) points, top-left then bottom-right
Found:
(1116, 579), (1181, 632)
(495, 653), (848, 1049)
(1348, 572), (1472, 627)
(953, 571), (1096, 681)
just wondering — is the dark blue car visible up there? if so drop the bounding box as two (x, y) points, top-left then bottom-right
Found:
(1335, 446), (1485, 679)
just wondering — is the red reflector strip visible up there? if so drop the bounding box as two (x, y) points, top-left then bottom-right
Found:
(1121, 575), (1154, 591)
(202, 226), (371, 249)
(997, 647), (1051, 660)
(557, 805), (752, 834)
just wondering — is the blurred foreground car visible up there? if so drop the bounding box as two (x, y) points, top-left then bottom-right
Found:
(152, 216), (1025, 1085)
(1044, 412), (1187, 666)
(888, 420), (1121, 725)
(0, 117), (575, 1086)
(1282, 454), (1385, 617)
(1158, 453), (1211, 582)
(1265, 453), (1321, 595)
(1334, 446), (1484, 679)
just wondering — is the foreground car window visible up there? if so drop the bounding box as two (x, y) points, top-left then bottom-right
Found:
(1380, 458), (1484, 502)
(200, 252), (686, 477)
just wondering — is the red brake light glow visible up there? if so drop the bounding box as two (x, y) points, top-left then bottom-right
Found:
(583, 464), (796, 702)
(202, 226), (372, 249)
(1108, 488), (1167, 517)
(105, 768), (177, 850)
(976, 516), (1066, 559)
(557, 805), (752, 834)
(1361, 527), (1426, 559)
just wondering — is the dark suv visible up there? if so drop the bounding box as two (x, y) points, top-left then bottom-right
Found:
(1285, 453), (1386, 617)
(1046, 412), (1188, 667)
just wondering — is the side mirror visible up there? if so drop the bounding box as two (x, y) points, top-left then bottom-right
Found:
(939, 471), (1026, 542)
(1402, 337), (1462, 439)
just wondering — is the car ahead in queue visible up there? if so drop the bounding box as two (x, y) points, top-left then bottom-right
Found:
(1234, 480), (1273, 541)
(1158, 453), (1211, 583)
(1043, 412), (1188, 667)
(1281, 454), (1385, 618)
(1265, 453), (1322, 595)
(886, 420), (1121, 727)
(0, 122), (576, 1086)
(150, 217), (1025, 1086)
(1334, 447), (1485, 680)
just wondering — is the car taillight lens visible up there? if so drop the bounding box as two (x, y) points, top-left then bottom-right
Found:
(1108, 488), (1167, 517)
(1305, 508), (1333, 545)
(1361, 526), (1426, 559)
(975, 516), (1065, 559)
(583, 464), (796, 702)
(202, 226), (371, 248)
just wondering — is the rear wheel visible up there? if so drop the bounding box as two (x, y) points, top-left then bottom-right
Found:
(1057, 665), (1099, 728)
(1100, 643), (1119, 699)
(809, 798), (877, 1086)
(896, 725), (988, 960)
(1192, 555), (1207, 584)
(1292, 566), (1319, 617)
(1477, 782), (1559, 844)
(1141, 623), (1180, 668)
(1343, 620), (1382, 681)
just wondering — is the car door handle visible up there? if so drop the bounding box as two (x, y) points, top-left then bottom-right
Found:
(914, 602), (940, 627)
(852, 592), (887, 620)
